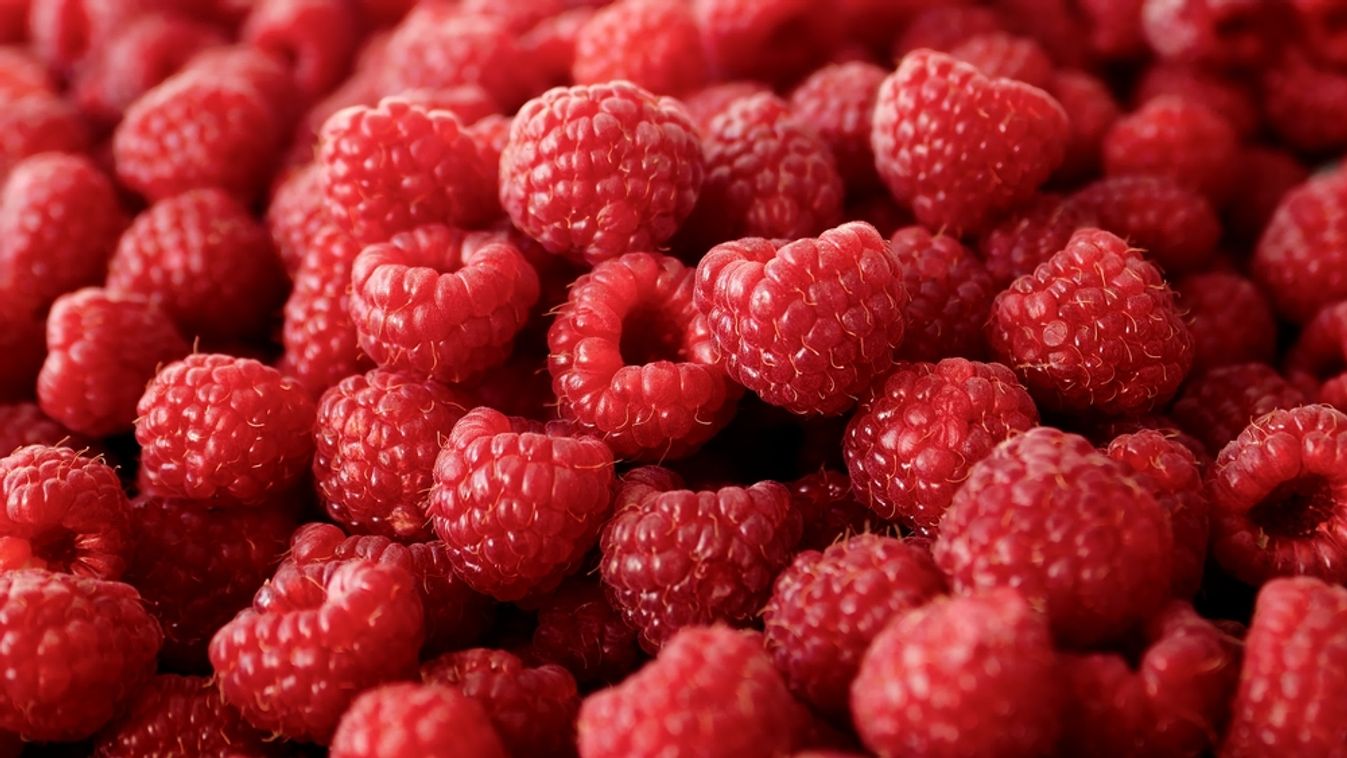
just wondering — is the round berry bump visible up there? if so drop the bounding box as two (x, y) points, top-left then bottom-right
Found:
(1066, 175), (1221, 275)
(850, 590), (1061, 758)
(870, 49), (1069, 235)
(280, 224), (376, 396)
(572, 0), (708, 95)
(0, 445), (131, 579)
(844, 358), (1040, 536)
(987, 228), (1194, 417)
(530, 577), (642, 686)
(1102, 96), (1239, 205)
(92, 674), (275, 758)
(331, 683), (507, 758)
(789, 469), (878, 551)
(428, 406), (615, 602)
(350, 225), (539, 385)
(1254, 168), (1347, 324)
(0, 570), (161, 741)
(694, 222), (907, 416)
(599, 466), (801, 650)
(888, 226), (997, 361)
(209, 559), (425, 744)
(762, 534), (945, 715)
(0, 403), (89, 455)
(135, 353), (317, 505)
(577, 625), (800, 758)
(787, 61), (887, 192)
(548, 252), (739, 461)
(1172, 363), (1311, 455)
(499, 81), (705, 266)
(934, 427), (1174, 646)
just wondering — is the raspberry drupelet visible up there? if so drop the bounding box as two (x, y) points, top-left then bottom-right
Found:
(888, 226), (997, 361)
(330, 683), (506, 758)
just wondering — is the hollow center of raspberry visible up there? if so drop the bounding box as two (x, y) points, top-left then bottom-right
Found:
(1250, 476), (1338, 539)
(619, 306), (685, 365)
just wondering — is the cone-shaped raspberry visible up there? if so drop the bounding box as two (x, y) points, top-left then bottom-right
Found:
(330, 683), (506, 758)
(92, 674), (276, 758)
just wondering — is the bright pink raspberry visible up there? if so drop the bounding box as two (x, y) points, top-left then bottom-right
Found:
(977, 193), (1095, 286)
(1262, 49), (1347, 153)
(93, 674), (276, 758)
(1141, 0), (1284, 68)
(1049, 69), (1122, 181)
(0, 403), (88, 455)
(1103, 96), (1240, 205)
(888, 226), (997, 361)
(1176, 271), (1278, 374)
(1253, 168), (1347, 323)
(787, 61), (887, 192)
(893, 5), (1007, 55)
(1067, 175), (1221, 274)
(529, 578), (641, 687)
(279, 224), (375, 395)
(379, 9), (535, 111)
(1172, 363), (1310, 455)
(572, 0), (707, 96)
(242, 0), (357, 100)
(330, 683), (506, 758)
(949, 32), (1054, 89)
(788, 469), (878, 551)
(1227, 146), (1309, 244)
(1134, 63), (1260, 137)
(0, 94), (89, 182)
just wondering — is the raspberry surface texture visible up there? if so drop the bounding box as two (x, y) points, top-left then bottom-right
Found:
(888, 226), (997, 361)
(92, 674), (275, 758)
(330, 683), (506, 758)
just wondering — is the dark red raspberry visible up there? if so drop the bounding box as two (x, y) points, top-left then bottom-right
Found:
(0, 570), (161, 741)
(529, 577), (641, 686)
(787, 61), (886, 192)
(949, 32), (1054, 89)
(0, 94), (89, 182)
(1172, 363), (1310, 455)
(599, 467), (801, 650)
(934, 427), (1174, 646)
(692, 0), (835, 85)
(1176, 271), (1278, 374)
(1134, 63), (1260, 137)
(267, 161), (328, 277)
(92, 674), (275, 758)
(379, 9), (535, 111)
(1067, 175), (1221, 275)
(844, 358), (1039, 535)
(1141, 0), (1283, 69)
(572, 0), (707, 95)
(1287, 301), (1347, 409)
(871, 49), (1068, 235)
(421, 648), (579, 757)
(977, 193), (1094, 287)
(429, 406), (614, 601)
(1226, 146), (1309, 244)
(499, 81), (704, 266)
(209, 559), (424, 743)
(681, 80), (772, 130)
(998, 0), (1092, 66)
(1261, 49), (1347, 153)
(788, 469), (877, 551)
(136, 354), (316, 504)
(888, 226), (997, 361)
(1254, 168), (1347, 323)
(0, 403), (87, 454)
(0, 299), (45, 403)
(279, 224), (375, 395)
(893, 5), (1006, 55)
(763, 534), (944, 715)
(851, 590), (1060, 758)
(577, 625), (800, 758)
(1296, 0), (1347, 66)
(1049, 69), (1122, 181)
(1103, 96), (1240, 205)
(330, 683), (506, 758)
(548, 252), (739, 460)
(242, 0), (357, 100)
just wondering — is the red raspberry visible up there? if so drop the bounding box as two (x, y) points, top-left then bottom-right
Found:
(1287, 301), (1347, 409)
(548, 252), (739, 460)
(350, 225), (539, 384)
(242, 0), (357, 100)
(1079, 0), (1146, 57)
(763, 534), (944, 715)
(1223, 577), (1347, 756)
(178, 45), (301, 128)
(1102, 96), (1240, 205)
(209, 559), (424, 743)
(577, 625), (800, 758)
(788, 469), (878, 551)
(529, 577), (641, 686)
(844, 358), (1039, 535)
(893, 6), (1007, 55)
(572, 0), (707, 96)
(599, 467), (801, 650)
(997, 0), (1092, 66)
(0, 94), (89, 182)
(330, 683), (507, 758)
(1134, 63), (1260, 137)
(692, 0), (835, 84)
(0, 296), (45, 404)
(888, 226), (997, 361)
(949, 32), (1054, 89)
(421, 648), (579, 757)
(279, 225), (375, 395)
(378, 9), (535, 110)
(977, 193), (1094, 286)
(694, 222), (905, 415)
(1176, 271), (1278, 374)
(1141, 0), (1284, 68)
(135, 354), (316, 504)
(934, 427), (1174, 646)
(988, 228), (1194, 416)
(26, 0), (160, 71)
(0, 445), (130, 579)
(266, 162), (328, 276)
(680, 80), (772, 130)
(0, 403), (88, 454)
(1067, 175), (1221, 275)
(787, 61), (886, 192)
(0, 570), (161, 741)
(1049, 69), (1122, 181)
(0, 47), (52, 102)
(1226, 146), (1309, 244)
(518, 6), (595, 93)
(92, 674), (275, 758)
(499, 81), (704, 266)
(429, 406), (614, 601)
(1081, 413), (1209, 464)
(391, 85), (500, 125)
(1171, 363), (1310, 455)
(851, 590), (1060, 758)
(1253, 168), (1347, 323)
(458, 0), (568, 32)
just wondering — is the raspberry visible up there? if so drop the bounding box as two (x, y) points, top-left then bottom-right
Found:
(1172, 363), (1310, 455)
(888, 226), (997, 361)
(893, 6), (1006, 55)
(0, 403), (87, 454)
(787, 61), (886, 193)
(949, 32), (1054, 89)
(934, 427), (1174, 646)
(529, 577), (641, 686)
(850, 590), (1060, 758)
(179, 45), (302, 128)
(458, 0), (568, 32)
(92, 674), (274, 758)
(209, 559), (424, 743)
(319, 97), (497, 245)
(499, 81), (704, 266)
(0, 94), (89, 182)
(788, 469), (877, 550)
(26, 0), (160, 72)
(1049, 69), (1122, 181)
(1067, 175), (1221, 275)
(572, 0), (707, 96)
(518, 6), (594, 93)
(136, 354), (316, 504)
(680, 80), (772, 130)
(988, 228), (1194, 416)
(267, 161), (328, 277)
(1079, 0), (1146, 57)
(1176, 271), (1278, 374)
(279, 225), (375, 395)
(693, 0), (835, 85)
(429, 406), (614, 601)
(844, 358), (1039, 535)
(1253, 168), (1347, 323)
(330, 683), (506, 758)
(599, 467), (801, 650)
(1133, 63), (1260, 137)
(350, 225), (538, 384)
(577, 625), (800, 758)
(548, 252), (739, 460)
(997, 0), (1091, 67)
(421, 648), (580, 757)
(1141, 0), (1284, 68)
(242, 0), (357, 100)
(390, 86), (500, 126)
(0, 445), (130, 579)
(0, 47), (51, 102)
(1102, 96), (1240, 205)
(0, 570), (161, 741)
(1287, 301), (1347, 409)
(1226, 146), (1309, 244)
(694, 222), (905, 415)
(763, 534), (944, 715)
(0, 296), (45, 404)
(1297, 0), (1347, 66)
(379, 9), (535, 110)
(0, 152), (125, 308)
(977, 193), (1094, 286)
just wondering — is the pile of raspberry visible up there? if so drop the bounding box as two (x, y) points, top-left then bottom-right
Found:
(5, 0), (1347, 755)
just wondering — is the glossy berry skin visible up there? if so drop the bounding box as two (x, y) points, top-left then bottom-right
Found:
(844, 359), (1039, 535)
(694, 222), (906, 415)
(934, 428), (1174, 646)
(888, 226), (997, 361)
(500, 81), (704, 266)
(572, 0), (708, 96)
(1067, 175), (1221, 275)
(92, 674), (275, 758)
(0, 570), (161, 741)
(1171, 363), (1310, 456)
(279, 224), (375, 396)
(331, 683), (506, 758)
(135, 354), (316, 505)
(1254, 169), (1347, 324)
(1102, 97), (1239, 204)
(530, 578), (641, 686)
(762, 535), (945, 715)
(429, 407), (615, 602)
(851, 590), (1061, 758)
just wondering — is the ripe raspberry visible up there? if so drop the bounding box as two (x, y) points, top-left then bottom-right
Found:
(0, 298), (45, 404)
(787, 61), (886, 192)
(577, 625), (799, 758)
(548, 252), (739, 460)
(279, 225), (375, 395)
(1226, 146), (1309, 244)
(0, 570), (160, 741)
(391, 86), (500, 126)
(1172, 363), (1310, 455)
(694, 0), (835, 85)
(851, 590), (1060, 758)
(136, 354), (316, 504)
(529, 578), (641, 686)
(1133, 63), (1260, 137)
(330, 683), (506, 758)
(267, 162), (328, 276)
(1253, 168), (1347, 323)
(379, 9), (535, 111)
(518, 6), (594, 93)
(1049, 69), (1121, 181)
(1141, 0), (1284, 68)
(209, 559), (424, 743)
(1079, 0), (1146, 57)
(242, 0), (357, 100)
(1296, 0), (1347, 66)
(763, 534), (944, 715)
(599, 467), (801, 650)
(988, 228), (1194, 416)
(977, 193), (1094, 286)
(681, 80), (772, 130)
(499, 81), (704, 266)
(871, 49), (1068, 235)
(92, 674), (275, 758)
(949, 32), (1054, 89)
(26, 0), (160, 71)
(997, 0), (1091, 67)
(572, 0), (707, 96)
(788, 469), (877, 551)
(934, 427), (1174, 646)
(1102, 96), (1240, 205)
(888, 226), (997, 361)
(844, 358), (1039, 535)
(0, 94), (89, 182)
(893, 5), (1006, 55)
(0, 403), (87, 455)
(350, 225), (538, 384)
(0, 47), (53, 101)
(1261, 49), (1347, 153)
(1176, 271), (1277, 374)
(1067, 175), (1221, 274)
